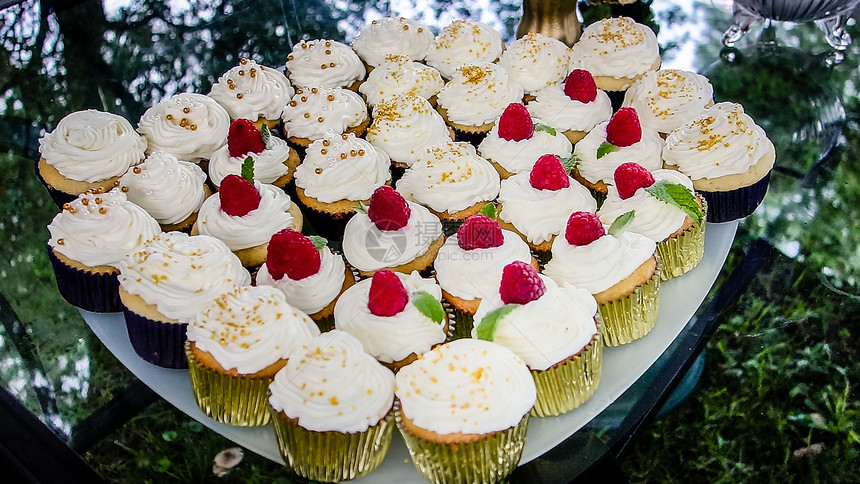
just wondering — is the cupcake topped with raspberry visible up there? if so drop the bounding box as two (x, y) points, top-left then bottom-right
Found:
(208, 58), (294, 129)
(527, 69), (613, 144)
(285, 39), (365, 90)
(208, 119), (299, 188)
(351, 18), (435, 68)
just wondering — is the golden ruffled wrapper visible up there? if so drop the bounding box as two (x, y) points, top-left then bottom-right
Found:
(268, 408), (395, 482)
(657, 199), (708, 281)
(598, 256), (661, 347)
(185, 343), (273, 426)
(396, 410), (530, 484)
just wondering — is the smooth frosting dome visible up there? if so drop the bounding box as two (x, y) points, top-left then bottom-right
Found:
(208, 58), (294, 122)
(359, 54), (444, 107)
(352, 17), (434, 67)
(256, 246), (348, 315)
(395, 338), (535, 434)
(477, 117), (573, 174)
(471, 276), (598, 371)
(187, 285), (320, 374)
(208, 135), (293, 187)
(117, 232), (251, 322)
(47, 188), (161, 268)
(334, 271), (446, 364)
(573, 121), (665, 185)
(285, 39), (365, 89)
(366, 93), (451, 167)
(425, 19), (505, 79)
(118, 151), (209, 225)
(527, 85), (613, 133)
(622, 69), (714, 134)
(39, 109), (146, 183)
(436, 62), (524, 126)
(295, 132), (391, 203)
(497, 32), (571, 94)
(569, 16), (660, 81)
(195, 182), (295, 250)
(281, 86), (367, 140)
(269, 330), (395, 433)
(137, 93), (230, 162)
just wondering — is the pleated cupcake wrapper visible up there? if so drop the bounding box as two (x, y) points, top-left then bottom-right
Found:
(313, 314), (336, 333)
(296, 198), (356, 241)
(656, 199), (707, 281)
(395, 408), (530, 484)
(440, 218), (465, 238)
(122, 308), (188, 368)
(598, 256), (661, 347)
(268, 408), (395, 482)
(448, 306), (474, 340)
(185, 343), (272, 426)
(33, 157), (77, 209)
(47, 246), (121, 313)
(530, 247), (552, 269)
(699, 172), (770, 223)
(531, 315), (604, 418)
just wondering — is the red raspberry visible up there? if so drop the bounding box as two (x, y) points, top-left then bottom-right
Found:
(497, 103), (534, 141)
(265, 229), (321, 280)
(529, 154), (571, 191)
(614, 162), (655, 200)
(367, 270), (409, 316)
(227, 119), (266, 158)
(219, 174), (261, 216)
(457, 214), (503, 250)
(563, 69), (598, 103)
(367, 186), (411, 231)
(565, 211), (605, 246)
(605, 107), (642, 147)
(499, 260), (546, 305)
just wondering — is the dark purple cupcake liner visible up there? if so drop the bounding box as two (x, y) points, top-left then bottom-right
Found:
(699, 172), (771, 223)
(33, 157), (77, 209)
(296, 200), (356, 241)
(46, 246), (121, 313)
(122, 307), (188, 369)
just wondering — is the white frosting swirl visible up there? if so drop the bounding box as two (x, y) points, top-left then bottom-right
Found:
(366, 93), (451, 167)
(497, 33), (571, 94)
(117, 232), (251, 322)
(137, 93), (231, 162)
(498, 172), (598, 245)
(187, 285), (321, 374)
(295, 132), (391, 203)
(118, 151), (209, 225)
(269, 330), (395, 433)
(281, 86), (368, 140)
(526, 85), (613, 133)
(436, 63), (525, 126)
(569, 17), (660, 82)
(256, 247), (349, 315)
(477, 118), (573, 175)
(208, 59), (294, 122)
(425, 20), (505, 79)
(396, 141), (501, 214)
(47, 188), (161, 268)
(573, 121), (665, 185)
(39, 110), (146, 183)
(208, 135), (293, 187)
(195, 182), (295, 250)
(334, 271), (447, 364)
(395, 338), (535, 434)
(471, 276), (598, 371)
(359, 54), (444, 107)
(352, 18), (435, 67)
(285, 39), (365, 89)
(622, 69), (714, 134)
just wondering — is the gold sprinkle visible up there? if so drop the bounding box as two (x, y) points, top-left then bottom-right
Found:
(250, 68), (256, 78)
(289, 100), (297, 107)
(236, 93), (243, 99)
(325, 41), (332, 47)
(182, 107), (191, 114)
(314, 168), (323, 174)
(166, 114), (173, 120)
(57, 238), (64, 245)
(301, 96), (307, 103)
(320, 149), (327, 155)
(240, 58), (248, 65)
(317, 116), (324, 122)
(121, 186), (129, 192)
(190, 124), (197, 131)
(80, 198), (89, 205)
(311, 87), (319, 94)
(287, 54), (294, 61)
(303, 113), (310, 118)
(328, 62), (336, 68)
(99, 207), (107, 214)
(322, 140), (330, 146)
(327, 94), (335, 101)
(349, 149), (357, 156)
(320, 64), (327, 69)
(358, 149), (365, 156)
(325, 50), (331, 55)
(94, 197), (103, 204)
(340, 153), (347, 160)
(238, 69), (245, 76)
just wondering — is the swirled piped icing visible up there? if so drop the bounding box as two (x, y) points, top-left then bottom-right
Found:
(39, 109), (146, 183)
(568, 17), (660, 83)
(526, 85), (613, 133)
(118, 151), (209, 225)
(366, 93), (451, 167)
(471, 276), (598, 371)
(138, 93), (230, 162)
(544, 230), (657, 295)
(208, 58), (294, 122)
(208, 135), (293, 187)
(436, 63), (524, 126)
(352, 18), (434, 67)
(498, 172), (598, 245)
(425, 19), (505, 79)
(257, 246), (348, 315)
(187, 285), (320, 374)
(477, 117), (573, 175)
(281, 86), (368, 140)
(396, 141), (501, 214)
(662, 102), (773, 180)
(47, 188), (161, 268)
(195, 182), (295, 250)
(117, 232), (251, 322)
(359, 54), (444, 107)
(573, 121), (665, 185)
(268, 330), (395, 433)
(622, 69), (714, 134)
(395, 338), (535, 434)
(294, 132), (391, 203)
(434, 230), (533, 301)
(334, 271), (446, 364)
(342, 201), (443, 272)
(285, 39), (365, 89)
(497, 32), (571, 94)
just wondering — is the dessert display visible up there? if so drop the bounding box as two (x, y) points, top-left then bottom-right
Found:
(280, 85), (369, 147)
(207, 119), (299, 189)
(435, 62), (525, 136)
(497, 32), (572, 96)
(365, 93), (452, 168)
(424, 19), (505, 79)
(351, 17), (435, 68)
(137, 92), (231, 163)
(526, 69), (614, 144)
(358, 55), (444, 107)
(621, 69), (715, 136)
(208, 58), (294, 129)
(284, 39), (365, 90)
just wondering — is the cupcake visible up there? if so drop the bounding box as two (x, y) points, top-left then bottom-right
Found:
(268, 330), (395, 482)
(597, 163), (706, 280)
(472, 261), (602, 416)
(477, 102), (572, 179)
(186, 285), (320, 426)
(118, 150), (210, 232)
(342, 186), (444, 277)
(435, 62), (524, 138)
(425, 19), (505, 79)
(137, 93), (231, 164)
(365, 93), (452, 168)
(358, 55), (444, 107)
(256, 229), (356, 332)
(621, 69), (715, 136)
(37, 109), (146, 207)
(351, 17), (435, 68)
(208, 58), (294, 130)
(662, 102), (776, 223)
(46, 188), (161, 312)
(544, 211), (660, 346)
(395, 338), (536, 484)
(334, 270), (448, 371)
(497, 32), (571, 98)
(285, 39), (365, 90)
(208, 119), (299, 189)
(526, 69), (614, 144)
(281, 86), (369, 147)
(117, 232), (251, 368)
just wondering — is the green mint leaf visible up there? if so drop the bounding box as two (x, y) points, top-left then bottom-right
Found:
(597, 141), (618, 159)
(308, 235), (328, 250)
(475, 304), (517, 341)
(608, 210), (635, 237)
(560, 153), (578, 173)
(479, 202), (497, 219)
(413, 291), (445, 324)
(354, 201), (368, 214)
(535, 124), (557, 136)
(260, 123), (271, 148)
(645, 180), (704, 226)
(241, 156), (255, 184)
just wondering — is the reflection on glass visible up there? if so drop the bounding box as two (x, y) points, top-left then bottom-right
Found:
(723, 0), (860, 49)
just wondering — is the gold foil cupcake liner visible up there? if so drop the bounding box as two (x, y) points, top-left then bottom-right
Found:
(599, 256), (661, 347)
(268, 408), (395, 482)
(185, 343), (273, 426)
(657, 199), (708, 281)
(395, 407), (530, 484)
(531, 315), (604, 417)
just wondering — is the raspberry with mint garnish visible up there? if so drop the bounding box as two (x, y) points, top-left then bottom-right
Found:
(367, 270), (408, 316)
(227, 119), (266, 158)
(563, 69), (598, 103)
(614, 162), (655, 200)
(497, 102), (534, 141)
(265, 229), (321, 281)
(219, 174), (261, 216)
(457, 214), (503, 250)
(605, 107), (642, 147)
(499, 260), (546, 305)
(367, 185), (411, 231)
(529, 154), (571, 191)
(565, 211), (605, 246)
